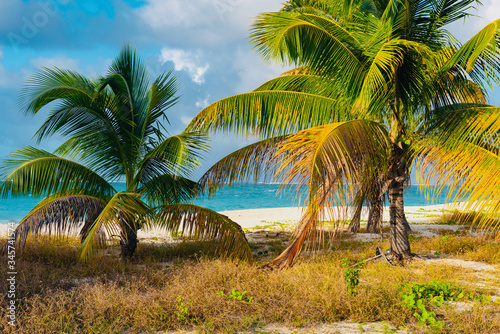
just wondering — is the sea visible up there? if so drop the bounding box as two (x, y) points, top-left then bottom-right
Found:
(0, 183), (453, 223)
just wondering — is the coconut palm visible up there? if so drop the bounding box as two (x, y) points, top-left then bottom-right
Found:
(0, 45), (252, 261)
(187, 0), (500, 269)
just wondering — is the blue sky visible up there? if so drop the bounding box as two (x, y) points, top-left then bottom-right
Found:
(0, 0), (499, 181)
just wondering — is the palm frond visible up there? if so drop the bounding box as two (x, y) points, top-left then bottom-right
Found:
(443, 19), (500, 86)
(417, 106), (500, 235)
(138, 174), (196, 207)
(80, 191), (149, 260)
(250, 11), (364, 81)
(265, 120), (391, 269)
(134, 131), (208, 188)
(141, 69), (179, 138)
(0, 147), (115, 198)
(1, 193), (106, 256)
(102, 45), (152, 123)
(154, 204), (253, 261)
(187, 90), (352, 138)
(355, 38), (433, 114)
(20, 67), (97, 115)
(19, 71), (131, 180)
(255, 73), (352, 103)
(198, 136), (287, 196)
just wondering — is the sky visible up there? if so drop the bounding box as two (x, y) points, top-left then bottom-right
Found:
(0, 0), (499, 181)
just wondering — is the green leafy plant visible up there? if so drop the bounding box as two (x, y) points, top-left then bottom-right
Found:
(216, 289), (253, 302)
(342, 258), (361, 296)
(400, 281), (465, 328)
(175, 296), (192, 322)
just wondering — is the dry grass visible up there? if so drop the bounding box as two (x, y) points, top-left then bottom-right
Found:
(0, 229), (499, 333)
(411, 233), (500, 264)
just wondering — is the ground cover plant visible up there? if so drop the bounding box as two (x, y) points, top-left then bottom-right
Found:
(1, 228), (499, 333)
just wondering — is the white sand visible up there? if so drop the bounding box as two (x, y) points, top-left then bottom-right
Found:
(0, 203), (466, 240)
(219, 203), (463, 228)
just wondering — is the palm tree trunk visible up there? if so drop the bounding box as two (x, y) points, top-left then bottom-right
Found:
(348, 205), (362, 233)
(120, 218), (138, 259)
(388, 178), (411, 260)
(366, 197), (383, 233)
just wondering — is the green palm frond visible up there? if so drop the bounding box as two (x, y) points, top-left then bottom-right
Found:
(154, 204), (253, 262)
(0, 147), (115, 198)
(1, 193), (106, 255)
(281, 0), (338, 15)
(142, 69), (179, 136)
(80, 191), (149, 260)
(134, 131), (208, 188)
(355, 38), (434, 114)
(187, 90), (352, 137)
(255, 73), (352, 103)
(138, 174), (197, 207)
(102, 45), (152, 122)
(250, 11), (364, 80)
(442, 18), (500, 85)
(19, 67), (131, 180)
(20, 67), (97, 115)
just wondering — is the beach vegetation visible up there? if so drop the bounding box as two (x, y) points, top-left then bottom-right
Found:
(0, 45), (252, 262)
(187, 0), (500, 269)
(1, 230), (499, 333)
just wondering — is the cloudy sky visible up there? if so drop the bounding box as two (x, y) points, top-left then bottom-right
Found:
(0, 0), (499, 180)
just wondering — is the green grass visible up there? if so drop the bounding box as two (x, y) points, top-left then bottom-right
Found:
(0, 230), (499, 333)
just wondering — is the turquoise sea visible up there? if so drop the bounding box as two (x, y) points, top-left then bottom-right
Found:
(0, 183), (453, 223)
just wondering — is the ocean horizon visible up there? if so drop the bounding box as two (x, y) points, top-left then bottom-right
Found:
(0, 183), (454, 224)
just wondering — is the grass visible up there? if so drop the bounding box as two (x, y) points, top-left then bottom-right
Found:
(0, 230), (499, 333)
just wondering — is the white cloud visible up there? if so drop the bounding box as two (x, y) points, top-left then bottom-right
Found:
(159, 48), (209, 84)
(231, 46), (290, 94)
(180, 116), (192, 125)
(138, 0), (213, 29)
(477, 0), (500, 24)
(30, 55), (80, 71)
(195, 95), (210, 109)
(137, 0), (283, 47)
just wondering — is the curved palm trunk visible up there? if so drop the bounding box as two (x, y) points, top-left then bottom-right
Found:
(120, 217), (138, 259)
(366, 196), (383, 233)
(348, 204), (362, 233)
(388, 178), (411, 259)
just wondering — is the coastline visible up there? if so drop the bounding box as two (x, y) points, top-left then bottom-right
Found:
(0, 203), (466, 239)
(219, 203), (464, 228)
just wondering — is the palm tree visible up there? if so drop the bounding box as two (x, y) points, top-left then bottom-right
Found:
(187, 0), (500, 269)
(1, 45), (252, 262)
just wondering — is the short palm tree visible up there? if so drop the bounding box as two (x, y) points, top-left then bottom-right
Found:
(1, 45), (252, 261)
(188, 0), (500, 269)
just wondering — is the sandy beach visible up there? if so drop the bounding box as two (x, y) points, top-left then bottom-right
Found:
(218, 203), (463, 228)
(0, 203), (466, 240)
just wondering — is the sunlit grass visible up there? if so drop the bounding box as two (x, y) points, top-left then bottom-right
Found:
(0, 229), (499, 333)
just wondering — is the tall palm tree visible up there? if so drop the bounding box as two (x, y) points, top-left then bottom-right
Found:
(1, 45), (252, 262)
(187, 0), (500, 269)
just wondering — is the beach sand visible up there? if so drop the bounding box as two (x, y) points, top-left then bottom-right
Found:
(0, 203), (466, 241)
